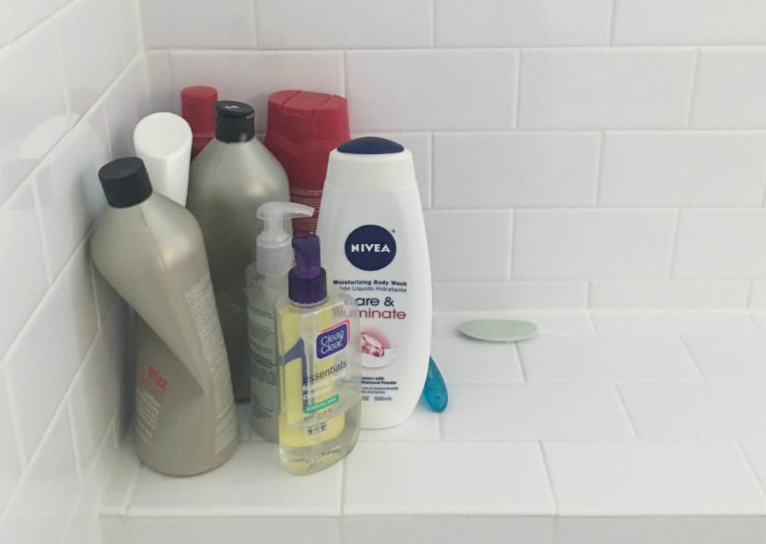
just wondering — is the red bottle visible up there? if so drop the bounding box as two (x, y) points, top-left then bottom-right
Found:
(264, 90), (350, 235)
(181, 86), (218, 160)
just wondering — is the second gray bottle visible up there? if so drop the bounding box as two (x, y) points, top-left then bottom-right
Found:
(187, 101), (290, 401)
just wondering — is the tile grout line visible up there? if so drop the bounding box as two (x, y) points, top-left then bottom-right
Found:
(1, 364), (27, 469)
(429, 132), (435, 209)
(593, 131), (606, 207)
(736, 441), (766, 498)
(613, 384), (638, 438)
(537, 442), (560, 516)
(514, 343), (528, 382)
(66, 398), (86, 487)
(29, 178), (54, 287)
(685, 47), (701, 128)
(609, 0), (619, 45)
(513, 48), (523, 129)
(676, 335), (705, 381)
(667, 208), (681, 280)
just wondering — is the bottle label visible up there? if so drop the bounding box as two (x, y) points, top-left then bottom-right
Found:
(316, 320), (349, 359)
(249, 295), (278, 420)
(344, 225), (397, 271)
(185, 273), (237, 453)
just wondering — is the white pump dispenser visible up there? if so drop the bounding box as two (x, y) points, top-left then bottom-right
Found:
(248, 201), (313, 441)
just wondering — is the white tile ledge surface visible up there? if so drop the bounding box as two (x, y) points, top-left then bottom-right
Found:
(100, 311), (766, 544)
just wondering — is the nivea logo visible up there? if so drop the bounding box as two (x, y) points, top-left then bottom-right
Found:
(345, 225), (396, 271)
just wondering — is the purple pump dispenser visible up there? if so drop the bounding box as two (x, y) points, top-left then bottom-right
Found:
(288, 234), (327, 304)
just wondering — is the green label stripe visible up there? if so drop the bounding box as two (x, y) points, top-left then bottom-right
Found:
(304, 394), (339, 414)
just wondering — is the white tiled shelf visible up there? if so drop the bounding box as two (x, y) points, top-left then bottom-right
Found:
(101, 311), (766, 544)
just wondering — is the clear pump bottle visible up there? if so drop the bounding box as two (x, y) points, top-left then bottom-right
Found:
(247, 202), (314, 442)
(275, 235), (361, 474)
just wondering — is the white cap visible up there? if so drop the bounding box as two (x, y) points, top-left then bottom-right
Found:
(256, 202), (314, 276)
(133, 112), (193, 205)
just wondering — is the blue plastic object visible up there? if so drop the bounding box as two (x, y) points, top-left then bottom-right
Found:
(422, 356), (448, 412)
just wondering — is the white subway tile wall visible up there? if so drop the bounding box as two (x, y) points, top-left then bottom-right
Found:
(0, 0), (144, 541)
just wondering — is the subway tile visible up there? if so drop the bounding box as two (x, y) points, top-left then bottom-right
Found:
(682, 333), (766, 380)
(430, 334), (523, 384)
(513, 210), (676, 280)
(0, 23), (69, 204)
(140, 0), (256, 49)
(433, 311), (594, 336)
(0, 373), (22, 514)
(69, 304), (130, 475)
(673, 210), (766, 280)
(99, 444), (141, 516)
(4, 244), (98, 459)
(543, 440), (766, 515)
(435, 0), (611, 47)
(61, 424), (120, 544)
(590, 281), (751, 310)
(103, 59), (151, 157)
(433, 132), (599, 208)
(346, 50), (518, 131)
(117, 0), (141, 63)
(751, 283), (766, 310)
(741, 441), (766, 493)
(518, 48), (696, 129)
(170, 51), (344, 133)
(0, 408), (80, 544)
(256, 0), (431, 49)
(124, 518), (341, 544)
(34, 108), (110, 280)
(441, 384), (632, 439)
(145, 50), (177, 114)
(691, 48), (766, 128)
(4, 0), (68, 40)
(434, 281), (589, 311)
(358, 400), (440, 441)
(58, 0), (129, 119)
(591, 312), (758, 334)
(425, 210), (512, 281)
(518, 334), (699, 383)
(343, 441), (554, 515)
(0, 183), (48, 360)
(342, 516), (553, 544)
(615, 0), (766, 45)
(129, 442), (342, 516)
(600, 132), (766, 207)
(354, 132), (431, 208)
(620, 382), (766, 438)
(557, 516), (766, 544)
(752, 314), (766, 334)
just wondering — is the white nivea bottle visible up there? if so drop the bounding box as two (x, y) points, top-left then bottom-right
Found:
(316, 137), (432, 429)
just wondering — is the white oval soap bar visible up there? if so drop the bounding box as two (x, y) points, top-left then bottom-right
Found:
(458, 319), (537, 343)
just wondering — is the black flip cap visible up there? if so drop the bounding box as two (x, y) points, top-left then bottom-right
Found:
(98, 157), (153, 208)
(215, 100), (255, 142)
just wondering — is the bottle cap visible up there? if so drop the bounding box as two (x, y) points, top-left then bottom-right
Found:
(98, 157), (153, 208)
(215, 100), (255, 143)
(255, 202), (314, 276)
(288, 234), (327, 304)
(337, 136), (404, 155)
(266, 90), (349, 144)
(325, 136), (417, 193)
(181, 86), (217, 136)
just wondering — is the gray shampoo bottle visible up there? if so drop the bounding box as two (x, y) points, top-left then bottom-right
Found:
(91, 157), (238, 476)
(187, 101), (290, 401)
